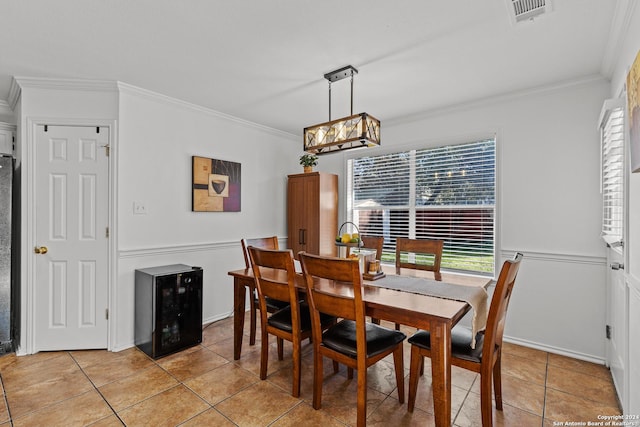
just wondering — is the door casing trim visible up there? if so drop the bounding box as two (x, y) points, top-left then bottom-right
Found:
(20, 117), (118, 355)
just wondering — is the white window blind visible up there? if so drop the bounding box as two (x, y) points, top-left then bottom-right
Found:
(348, 139), (496, 275)
(600, 100), (625, 242)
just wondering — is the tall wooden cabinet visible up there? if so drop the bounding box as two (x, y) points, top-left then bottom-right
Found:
(287, 172), (338, 259)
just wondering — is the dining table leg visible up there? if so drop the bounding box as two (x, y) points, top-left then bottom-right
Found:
(430, 320), (452, 427)
(233, 276), (247, 360)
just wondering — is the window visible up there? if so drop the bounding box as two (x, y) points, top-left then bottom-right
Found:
(347, 138), (496, 275)
(599, 99), (625, 244)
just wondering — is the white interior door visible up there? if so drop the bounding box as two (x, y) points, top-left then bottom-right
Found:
(34, 125), (109, 351)
(606, 246), (626, 405)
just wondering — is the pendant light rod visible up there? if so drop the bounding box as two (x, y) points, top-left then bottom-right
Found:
(350, 73), (354, 115)
(324, 65), (358, 122)
(328, 80), (332, 121)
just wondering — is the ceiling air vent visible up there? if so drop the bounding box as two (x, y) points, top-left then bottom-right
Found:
(507, 0), (552, 24)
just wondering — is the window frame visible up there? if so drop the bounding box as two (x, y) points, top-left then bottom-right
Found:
(344, 135), (498, 277)
(598, 98), (625, 247)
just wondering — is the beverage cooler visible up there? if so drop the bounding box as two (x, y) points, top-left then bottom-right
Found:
(135, 264), (203, 359)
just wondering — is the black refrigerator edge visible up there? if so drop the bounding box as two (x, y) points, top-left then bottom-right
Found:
(0, 155), (16, 354)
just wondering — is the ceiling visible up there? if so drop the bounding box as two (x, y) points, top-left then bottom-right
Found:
(0, 0), (624, 136)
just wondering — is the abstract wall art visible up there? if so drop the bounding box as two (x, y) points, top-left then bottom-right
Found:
(192, 156), (241, 212)
(628, 49), (640, 173)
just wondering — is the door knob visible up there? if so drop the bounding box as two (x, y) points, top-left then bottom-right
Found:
(610, 262), (624, 270)
(34, 246), (48, 255)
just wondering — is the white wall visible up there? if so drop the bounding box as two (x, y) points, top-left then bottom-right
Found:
(113, 84), (300, 350)
(320, 78), (611, 361)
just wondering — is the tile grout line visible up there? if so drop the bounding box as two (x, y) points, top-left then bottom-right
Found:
(452, 373), (477, 426)
(541, 351), (549, 426)
(69, 350), (129, 426)
(0, 370), (13, 426)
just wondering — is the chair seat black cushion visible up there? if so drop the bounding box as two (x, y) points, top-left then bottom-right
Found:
(408, 326), (485, 363)
(322, 320), (406, 359)
(265, 297), (290, 312)
(254, 296), (290, 312)
(268, 304), (335, 333)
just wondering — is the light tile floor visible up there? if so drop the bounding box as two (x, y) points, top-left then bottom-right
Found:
(0, 314), (622, 426)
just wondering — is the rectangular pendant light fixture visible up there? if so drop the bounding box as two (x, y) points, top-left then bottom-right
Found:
(303, 65), (380, 155)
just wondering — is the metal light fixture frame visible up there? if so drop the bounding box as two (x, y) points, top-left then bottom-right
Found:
(303, 65), (381, 155)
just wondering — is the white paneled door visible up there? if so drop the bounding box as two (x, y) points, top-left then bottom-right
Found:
(607, 247), (626, 407)
(34, 125), (109, 351)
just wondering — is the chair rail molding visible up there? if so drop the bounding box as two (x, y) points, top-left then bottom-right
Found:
(118, 238), (287, 259)
(499, 248), (605, 266)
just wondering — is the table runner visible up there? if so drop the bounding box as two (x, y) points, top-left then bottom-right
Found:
(367, 275), (488, 348)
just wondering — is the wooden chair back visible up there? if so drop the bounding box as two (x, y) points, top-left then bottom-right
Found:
(482, 252), (523, 363)
(241, 236), (282, 346)
(248, 247), (298, 315)
(249, 246), (321, 398)
(406, 252), (523, 423)
(241, 236), (279, 268)
(395, 237), (444, 278)
(346, 235), (384, 261)
(298, 252), (364, 325)
(300, 251), (405, 426)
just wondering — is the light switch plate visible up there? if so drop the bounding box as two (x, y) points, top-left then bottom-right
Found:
(133, 201), (147, 215)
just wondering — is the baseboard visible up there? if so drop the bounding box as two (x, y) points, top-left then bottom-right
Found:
(111, 310), (235, 353)
(503, 335), (606, 365)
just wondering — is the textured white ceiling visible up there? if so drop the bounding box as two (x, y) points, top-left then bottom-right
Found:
(0, 0), (621, 135)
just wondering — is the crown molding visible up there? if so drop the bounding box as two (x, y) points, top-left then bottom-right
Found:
(117, 82), (298, 142)
(7, 78), (21, 110)
(0, 100), (13, 117)
(387, 74), (607, 126)
(600, 0), (637, 79)
(7, 77), (299, 141)
(8, 76), (118, 110)
(12, 76), (118, 92)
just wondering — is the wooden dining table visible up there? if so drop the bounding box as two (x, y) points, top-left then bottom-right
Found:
(227, 265), (492, 427)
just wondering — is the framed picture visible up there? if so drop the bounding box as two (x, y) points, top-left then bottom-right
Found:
(192, 156), (241, 212)
(627, 49), (640, 173)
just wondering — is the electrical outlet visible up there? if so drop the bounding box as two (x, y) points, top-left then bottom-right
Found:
(133, 201), (147, 215)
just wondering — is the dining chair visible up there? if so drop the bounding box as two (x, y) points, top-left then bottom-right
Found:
(241, 237), (289, 346)
(349, 235), (385, 326)
(395, 237), (444, 279)
(248, 246), (336, 397)
(346, 234), (384, 261)
(393, 237), (445, 329)
(299, 252), (406, 427)
(407, 252), (523, 427)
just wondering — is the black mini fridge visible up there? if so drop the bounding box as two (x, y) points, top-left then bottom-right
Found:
(135, 264), (203, 359)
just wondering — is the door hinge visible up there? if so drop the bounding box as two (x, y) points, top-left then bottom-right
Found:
(106, 227), (109, 238)
(105, 309), (109, 320)
(606, 324), (611, 340)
